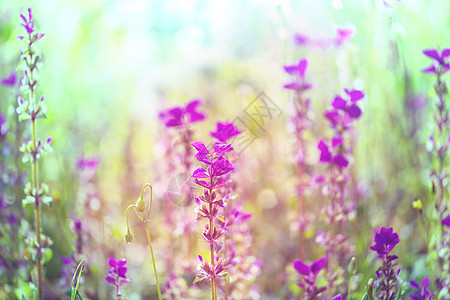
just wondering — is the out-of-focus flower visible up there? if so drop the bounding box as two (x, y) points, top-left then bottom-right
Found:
(17, 8), (44, 42)
(159, 99), (205, 127)
(0, 71), (17, 87)
(441, 215), (450, 228)
(324, 89), (365, 128)
(0, 113), (8, 141)
(293, 257), (327, 298)
(210, 121), (241, 143)
(422, 48), (450, 74)
(334, 27), (354, 46)
(283, 58), (312, 91)
(318, 139), (348, 168)
(76, 156), (100, 172)
(409, 277), (435, 300)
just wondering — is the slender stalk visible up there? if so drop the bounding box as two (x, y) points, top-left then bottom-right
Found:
(125, 184), (162, 300)
(30, 67), (43, 300)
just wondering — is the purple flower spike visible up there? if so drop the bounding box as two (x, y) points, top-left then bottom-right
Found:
(0, 71), (17, 86)
(283, 58), (312, 91)
(210, 121), (241, 143)
(105, 258), (129, 298)
(409, 277), (435, 300)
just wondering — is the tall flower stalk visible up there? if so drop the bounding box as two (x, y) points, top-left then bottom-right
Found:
(191, 141), (234, 300)
(370, 227), (401, 300)
(422, 48), (450, 296)
(124, 183), (162, 300)
(316, 88), (364, 295)
(16, 8), (52, 299)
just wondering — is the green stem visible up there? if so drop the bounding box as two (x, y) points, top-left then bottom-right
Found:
(145, 222), (162, 300)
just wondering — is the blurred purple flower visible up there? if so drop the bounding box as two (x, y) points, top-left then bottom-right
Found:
(441, 215), (450, 228)
(324, 89), (365, 129)
(318, 140), (348, 168)
(0, 71), (17, 86)
(293, 257), (327, 298)
(422, 48), (450, 74)
(334, 27), (354, 46)
(76, 156), (100, 172)
(409, 277), (435, 300)
(0, 113), (8, 140)
(159, 99), (206, 127)
(210, 121), (241, 143)
(20, 8), (34, 34)
(283, 58), (313, 91)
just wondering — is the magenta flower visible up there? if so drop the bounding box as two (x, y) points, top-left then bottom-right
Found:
(283, 58), (312, 91)
(293, 257), (327, 298)
(0, 71), (17, 87)
(442, 215), (450, 228)
(324, 89), (365, 128)
(159, 99), (205, 127)
(105, 258), (129, 299)
(210, 121), (241, 143)
(20, 8), (34, 34)
(409, 277), (435, 300)
(76, 155), (100, 172)
(370, 227), (399, 258)
(422, 48), (450, 74)
(318, 139), (348, 168)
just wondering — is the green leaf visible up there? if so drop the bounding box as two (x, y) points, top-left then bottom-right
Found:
(224, 272), (230, 284)
(43, 249), (53, 264)
(71, 259), (85, 300)
(192, 275), (205, 285)
(42, 196), (53, 207)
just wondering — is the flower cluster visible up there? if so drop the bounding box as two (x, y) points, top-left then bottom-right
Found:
(105, 258), (130, 299)
(370, 227), (401, 300)
(409, 277), (435, 300)
(316, 88), (364, 294)
(191, 141), (234, 298)
(293, 257), (328, 299)
(294, 26), (354, 48)
(422, 47), (450, 297)
(16, 9), (52, 299)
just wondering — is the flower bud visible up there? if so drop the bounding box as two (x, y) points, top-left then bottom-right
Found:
(125, 231), (133, 244)
(347, 257), (357, 275)
(136, 197), (145, 212)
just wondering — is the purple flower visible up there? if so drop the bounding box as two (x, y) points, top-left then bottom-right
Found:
(159, 99), (206, 127)
(370, 227), (399, 257)
(293, 257), (327, 298)
(318, 140), (349, 168)
(335, 26), (354, 46)
(210, 121), (241, 143)
(0, 113), (8, 140)
(76, 155), (100, 172)
(441, 214), (450, 228)
(409, 277), (435, 300)
(370, 227), (401, 299)
(0, 71), (17, 87)
(324, 89), (365, 128)
(20, 8), (34, 34)
(422, 48), (450, 74)
(105, 258), (129, 298)
(283, 58), (313, 91)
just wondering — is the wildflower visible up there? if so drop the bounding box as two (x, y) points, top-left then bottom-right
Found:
(370, 227), (401, 300)
(0, 71), (17, 87)
(422, 48), (450, 74)
(159, 99), (205, 127)
(409, 277), (435, 300)
(192, 141), (233, 299)
(293, 257), (327, 298)
(210, 121), (241, 143)
(283, 58), (312, 91)
(105, 258), (130, 299)
(318, 139), (349, 168)
(324, 89), (365, 128)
